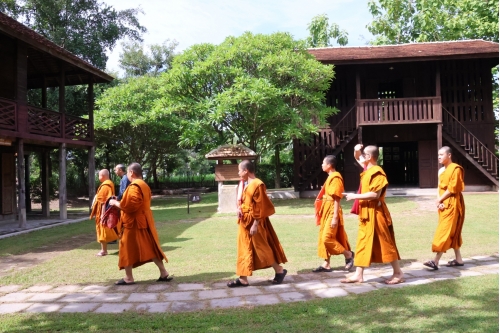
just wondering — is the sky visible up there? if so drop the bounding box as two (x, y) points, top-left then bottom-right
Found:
(103, 0), (375, 74)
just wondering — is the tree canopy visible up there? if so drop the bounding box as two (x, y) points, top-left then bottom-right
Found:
(119, 39), (178, 77)
(1, 0), (146, 69)
(306, 14), (348, 47)
(367, 0), (499, 45)
(156, 32), (337, 156)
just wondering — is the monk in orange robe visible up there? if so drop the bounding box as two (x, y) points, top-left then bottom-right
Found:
(109, 163), (171, 285)
(424, 146), (465, 270)
(227, 160), (288, 288)
(313, 155), (354, 273)
(342, 144), (404, 284)
(90, 169), (118, 256)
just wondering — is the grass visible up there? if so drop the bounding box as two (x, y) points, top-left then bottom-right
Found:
(0, 193), (497, 332)
(0, 274), (497, 333)
(0, 193), (497, 285)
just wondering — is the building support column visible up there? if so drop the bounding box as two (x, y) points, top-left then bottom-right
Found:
(41, 150), (50, 217)
(437, 124), (443, 152)
(59, 143), (67, 219)
(17, 139), (26, 228)
(24, 154), (31, 213)
(88, 146), (95, 212)
(358, 126), (363, 144)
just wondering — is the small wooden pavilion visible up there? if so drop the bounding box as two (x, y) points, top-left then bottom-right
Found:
(0, 13), (113, 226)
(294, 40), (499, 193)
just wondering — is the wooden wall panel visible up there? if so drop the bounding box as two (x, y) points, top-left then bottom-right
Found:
(0, 32), (16, 100)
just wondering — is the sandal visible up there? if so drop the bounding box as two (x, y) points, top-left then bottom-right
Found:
(312, 266), (332, 273)
(272, 269), (287, 284)
(423, 260), (438, 270)
(95, 251), (107, 257)
(446, 259), (464, 267)
(345, 251), (355, 271)
(115, 278), (135, 285)
(385, 277), (405, 285)
(227, 278), (249, 288)
(157, 274), (174, 282)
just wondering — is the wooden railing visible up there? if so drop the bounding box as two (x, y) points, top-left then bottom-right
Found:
(0, 98), (92, 142)
(357, 97), (442, 125)
(442, 108), (498, 179)
(294, 106), (358, 191)
(0, 97), (17, 131)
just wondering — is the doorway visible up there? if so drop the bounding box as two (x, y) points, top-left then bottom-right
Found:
(380, 142), (418, 186)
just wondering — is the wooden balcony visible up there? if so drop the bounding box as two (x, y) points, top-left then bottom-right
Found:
(357, 97), (442, 126)
(0, 97), (93, 145)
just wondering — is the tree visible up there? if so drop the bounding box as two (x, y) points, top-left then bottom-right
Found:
(306, 14), (348, 47)
(2, 0), (146, 69)
(119, 39), (178, 77)
(157, 32), (337, 187)
(367, 0), (499, 45)
(95, 75), (182, 188)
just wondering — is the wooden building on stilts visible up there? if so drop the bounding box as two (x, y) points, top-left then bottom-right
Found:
(294, 40), (499, 195)
(0, 13), (113, 226)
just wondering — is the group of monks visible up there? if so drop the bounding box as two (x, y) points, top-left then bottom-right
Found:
(90, 143), (465, 287)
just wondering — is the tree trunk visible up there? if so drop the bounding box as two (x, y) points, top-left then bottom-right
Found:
(274, 145), (281, 189)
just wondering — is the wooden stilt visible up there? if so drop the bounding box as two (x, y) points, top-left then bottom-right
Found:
(59, 143), (67, 219)
(88, 146), (95, 212)
(41, 151), (50, 217)
(17, 139), (26, 228)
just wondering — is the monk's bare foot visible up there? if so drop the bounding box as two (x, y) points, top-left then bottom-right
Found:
(95, 251), (107, 257)
(340, 275), (363, 283)
(385, 273), (405, 285)
(115, 278), (135, 285)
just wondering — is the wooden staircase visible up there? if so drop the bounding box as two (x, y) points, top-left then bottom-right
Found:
(442, 107), (499, 187)
(294, 106), (358, 191)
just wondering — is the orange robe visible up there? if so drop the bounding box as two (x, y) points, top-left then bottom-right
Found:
(432, 163), (465, 252)
(118, 179), (168, 269)
(236, 178), (287, 276)
(317, 172), (351, 259)
(354, 165), (400, 267)
(90, 179), (118, 243)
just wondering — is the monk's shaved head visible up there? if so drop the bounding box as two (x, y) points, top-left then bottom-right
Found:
(239, 160), (255, 174)
(99, 169), (109, 179)
(439, 146), (452, 155)
(128, 163), (143, 178)
(364, 145), (379, 160)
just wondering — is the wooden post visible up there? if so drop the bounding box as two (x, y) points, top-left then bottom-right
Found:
(59, 64), (66, 139)
(88, 79), (94, 141)
(88, 146), (95, 213)
(16, 41), (28, 133)
(356, 70), (361, 128)
(59, 143), (67, 219)
(41, 150), (50, 217)
(358, 126), (363, 144)
(437, 124), (443, 152)
(435, 66), (442, 122)
(17, 139), (26, 228)
(24, 154), (31, 213)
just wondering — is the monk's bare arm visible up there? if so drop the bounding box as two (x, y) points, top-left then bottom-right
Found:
(354, 144), (365, 167)
(331, 197), (340, 227)
(109, 199), (121, 209)
(343, 189), (382, 201)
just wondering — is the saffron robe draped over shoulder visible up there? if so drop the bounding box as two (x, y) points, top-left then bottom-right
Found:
(90, 180), (118, 243)
(236, 178), (287, 276)
(432, 163), (465, 252)
(118, 179), (168, 269)
(317, 172), (351, 259)
(354, 166), (400, 267)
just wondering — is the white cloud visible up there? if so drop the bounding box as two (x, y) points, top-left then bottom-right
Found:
(104, 0), (374, 74)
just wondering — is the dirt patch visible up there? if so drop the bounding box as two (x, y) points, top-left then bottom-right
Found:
(409, 196), (437, 212)
(0, 233), (95, 278)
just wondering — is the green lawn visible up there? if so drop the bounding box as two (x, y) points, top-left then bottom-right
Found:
(0, 193), (497, 332)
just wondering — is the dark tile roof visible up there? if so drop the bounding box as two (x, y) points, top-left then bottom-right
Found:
(205, 144), (257, 160)
(308, 40), (499, 65)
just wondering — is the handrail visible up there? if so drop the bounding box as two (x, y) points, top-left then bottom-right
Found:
(442, 107), (498, 157)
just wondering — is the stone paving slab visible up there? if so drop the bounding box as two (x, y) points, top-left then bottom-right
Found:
(60, 303), (99, 313)
(137, 302), (171, 313)
(0, 285), (23, 293)
(26, 303), (62, 313)
(0, 256), (497, 314)
(0, 303), (31, 314)
(95, 303), (134, 313)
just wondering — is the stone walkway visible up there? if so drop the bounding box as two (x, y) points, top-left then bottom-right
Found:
(0, 255), (497, 314)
